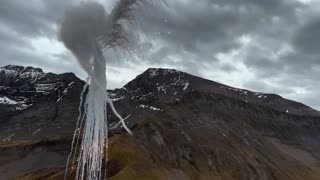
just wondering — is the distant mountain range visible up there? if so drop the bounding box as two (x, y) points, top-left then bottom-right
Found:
(0, 65), (319, 179)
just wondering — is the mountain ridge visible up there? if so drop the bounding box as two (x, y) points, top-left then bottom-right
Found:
(131, 67), (320, 116)
(0, 65), (319, 179)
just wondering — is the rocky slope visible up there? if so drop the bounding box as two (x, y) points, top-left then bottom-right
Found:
(0, 65), (319, 179)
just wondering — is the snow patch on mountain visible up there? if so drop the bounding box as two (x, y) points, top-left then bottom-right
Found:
(0, 96), (33, 110)
(137, 104), (162, 111)
(0, 96), (18, 105)
(149, 68), (179, 78)
(16, 104), (33, 111)
(221, 86), (249, 95)
(108, 92), (125, 102)
(0, 65), (44, 82)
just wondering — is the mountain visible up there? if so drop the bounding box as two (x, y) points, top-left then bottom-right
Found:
(0, 65), (319, 179)
(0, 65), (83, 140)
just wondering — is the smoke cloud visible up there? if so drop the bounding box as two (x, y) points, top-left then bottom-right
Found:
(58, 1), (151, 179)
(58, 2), (112, 73)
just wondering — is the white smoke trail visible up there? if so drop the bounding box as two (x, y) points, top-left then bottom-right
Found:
(64, 82), (88, 179)
(74, 40), (109, 180)
(58, 1), (163, 179)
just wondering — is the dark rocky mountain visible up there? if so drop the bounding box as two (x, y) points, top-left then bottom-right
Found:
(0, 65), (319, 179)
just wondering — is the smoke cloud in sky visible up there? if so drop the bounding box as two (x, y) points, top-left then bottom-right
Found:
(58, 2), (112, 73)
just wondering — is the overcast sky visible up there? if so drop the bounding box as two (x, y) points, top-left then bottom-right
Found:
(0, 0), (320, 110)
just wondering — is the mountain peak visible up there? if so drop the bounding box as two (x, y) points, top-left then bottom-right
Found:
(0, 65), (80, 86)
(124, 67), (190, 97)
(1, 65), (44, 73)
(0, 65), (45, 84)
(145, 68), (181, 77)
(0, 65), (83, 113)
(121, 67), (320, 116)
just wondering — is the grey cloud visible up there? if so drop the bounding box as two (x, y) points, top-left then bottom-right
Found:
(0, 0), (74, 38)
(244, 79), (295, 95)
(292, 18), (320, 55)
(0, 0), (319, 110)
(0, 0), (91, 80)
(133, 0), (302, 67)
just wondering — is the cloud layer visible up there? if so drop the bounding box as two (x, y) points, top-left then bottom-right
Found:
(0, 0), (319, 110)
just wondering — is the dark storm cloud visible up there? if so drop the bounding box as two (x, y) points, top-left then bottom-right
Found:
(134, 0), (302, 66)
(292, 18), (320, 55)
(0, 28), (30, 49)
(256, 15), (320, 91)
(0, 0), (302, 67)
(0, 0), (79, 75)
(0, 0), (319, 109)
(0, 0), (73, 37)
